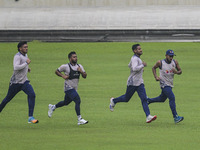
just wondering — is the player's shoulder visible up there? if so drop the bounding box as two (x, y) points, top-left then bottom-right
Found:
(62, 63), (69, 66)
(159, 59), (167, 64)
(155, 60), (162, 68)
(15, 52), (21, 56)
(131, 55), (138, 60)
(78, 64), (83, 67)
(173, 59), (178, 63)
(172, 59), (179, 65)
(14, 52), (27, 57)
(60, 64), (70, 68)
(58, 64), (70, 72)
(157, 60), (162, 63)
(14, 52), (22, 59)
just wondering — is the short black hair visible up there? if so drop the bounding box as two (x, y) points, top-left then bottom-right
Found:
(132, 44), (140, 51)
(17, 41), (27, 51)
(68, 51), (76, 59)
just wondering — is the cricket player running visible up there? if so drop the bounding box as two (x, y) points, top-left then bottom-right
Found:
(48, 51), (88, 125)
(0, 41), (38, 124)
(110, 44), (157, 123)
(147, 49), (184, 124)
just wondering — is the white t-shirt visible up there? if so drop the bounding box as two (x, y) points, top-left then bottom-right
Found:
(58, 63), (85, 91)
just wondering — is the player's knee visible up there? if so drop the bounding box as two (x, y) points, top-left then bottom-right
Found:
(141, 98), (147, 104)
(73, 95), (81, 104)
(169, 97), (175, 102)
(63, 101), (68, 105)
(140, 96), (147, 102)
(1, 97), (11, 105)
(161, 98), (167, 102)
(76, 98), (81, 105)
(29, 92), (36, 99)
(124, 97), (130, 102)
(169, 94), (175, 101)
(4, 96), (11, 102)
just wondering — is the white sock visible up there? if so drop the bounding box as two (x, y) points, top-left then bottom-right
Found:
(78, 115), (82, 121)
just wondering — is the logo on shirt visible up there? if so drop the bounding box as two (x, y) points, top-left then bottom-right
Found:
(166, 70), (173, 74)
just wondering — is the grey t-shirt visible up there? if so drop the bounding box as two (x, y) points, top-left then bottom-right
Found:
(10, 52), (28, 84)
(58, 63), (85, 91)
(127, 55), (144, 86)
(159, 59), (176, 88)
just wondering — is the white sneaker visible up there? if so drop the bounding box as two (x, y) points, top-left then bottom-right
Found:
(109, 97), (115, 112)
(48, 104), (55, 118)
(78, 118), (88, 125)
(146, 115), (157, 123)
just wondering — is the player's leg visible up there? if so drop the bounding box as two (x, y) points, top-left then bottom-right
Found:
(162, 86), (183, 123)
(162, 86), (184, 123)
(113, 86), (136, 103)
(0, 83), (21, 112)
(48, 90), (72, 118)
(67, 89), (81, 116)
(162, 86), (177, 117)
(22, 81), (38, 123)
(55, 91), (73, 107)
(147, 88), (167, 104)
(109, 86), (136, 112)
(67, 89), (88, 125)
(137, 84), (157, 123)
(55, 101), (65, 107)
(137, 84), (150, 116)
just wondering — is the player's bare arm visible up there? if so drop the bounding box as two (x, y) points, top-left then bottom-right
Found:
(55, 69), (69, 80)
(152, 60), (161, 81)
(172, 60), (182, 75)
(77, 67), (87, 78)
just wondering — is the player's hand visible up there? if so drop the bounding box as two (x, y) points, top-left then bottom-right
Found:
(77, 67), (83, 73)
(155, 76), (160, 81)
(62, 75), (69, 80)
(143, 61), (147, 67)
(28, 68), (31, 73)
(26, 58), (31, 64)
(172, 68), (177, 74)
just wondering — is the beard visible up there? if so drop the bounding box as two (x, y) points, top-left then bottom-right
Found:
(71, 60), (77, 64)
(166, 58), (172, 63)
(137, 52), (142, 56)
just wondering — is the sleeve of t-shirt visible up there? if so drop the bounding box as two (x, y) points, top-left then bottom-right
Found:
(131, 57), (144, 72)
(58, 64), (70, 75)
(79, 64), (85, 72)
(13, 55), (28, 71)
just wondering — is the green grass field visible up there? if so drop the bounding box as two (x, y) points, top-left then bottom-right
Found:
(0, 42), (200, 150)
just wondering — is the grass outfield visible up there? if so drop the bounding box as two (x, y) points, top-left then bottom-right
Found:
(0, 42), (200, 150)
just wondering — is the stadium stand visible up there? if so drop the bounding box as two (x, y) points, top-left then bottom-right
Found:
(0, 0), (200, 42)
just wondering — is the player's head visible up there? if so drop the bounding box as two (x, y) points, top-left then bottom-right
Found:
(68, 51), (77, 64)
(17, 41), (28, 54)
(165, 49), (176, 62)
(132, 44), (142, 56)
